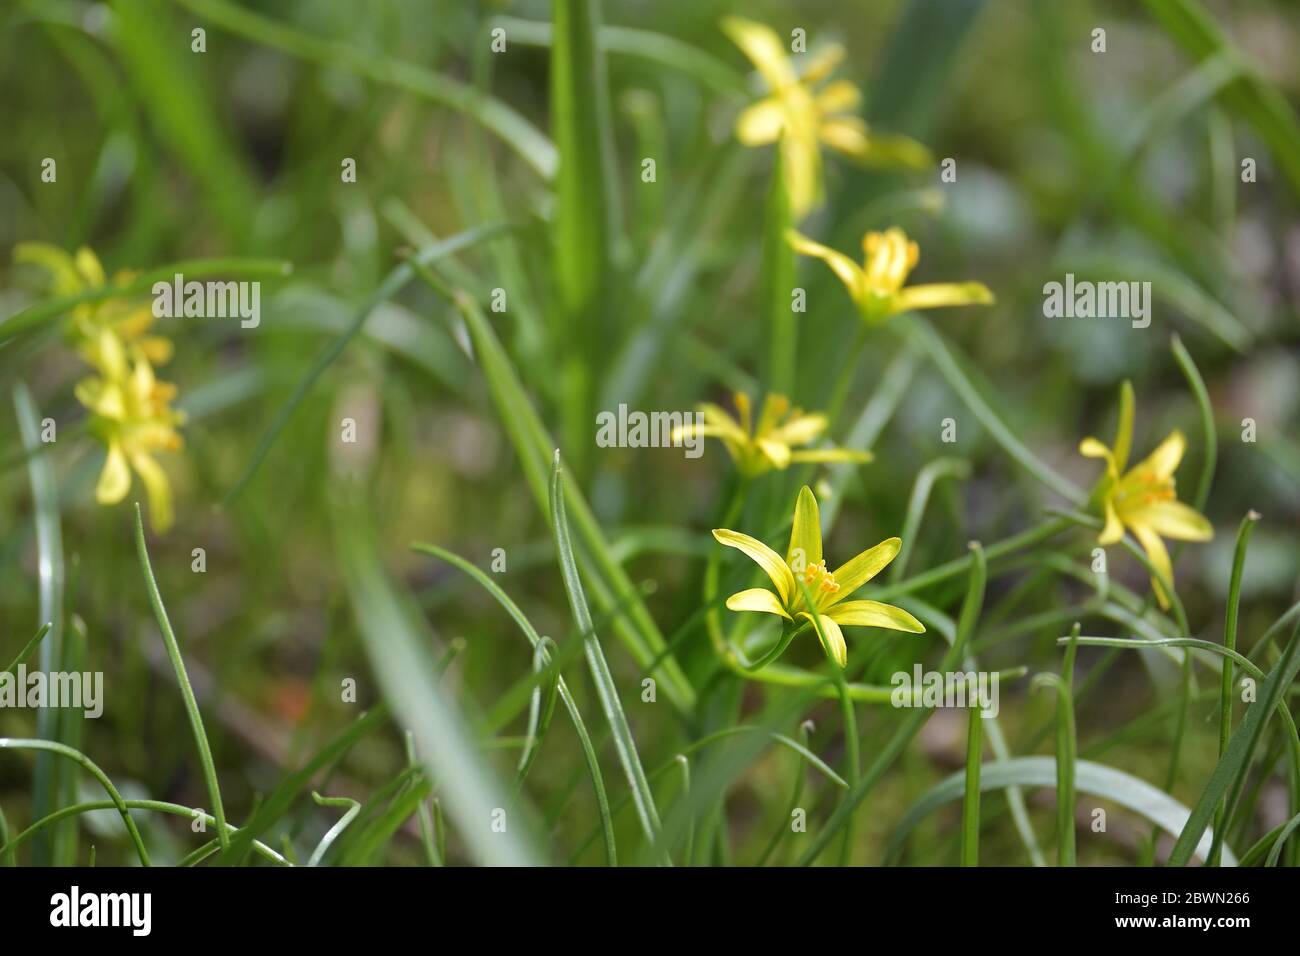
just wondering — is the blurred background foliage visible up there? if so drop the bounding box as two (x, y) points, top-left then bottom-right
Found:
(1, 0), (1298, 865)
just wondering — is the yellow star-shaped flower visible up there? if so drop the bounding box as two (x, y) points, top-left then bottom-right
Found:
(74, 328), (186, 531)
(1079, 381), (1213, 609)
(674, 391), (871, 478)
(789, 226), (994, 324)
(712, 485), (924, 667)
(722, 16), (931, 218)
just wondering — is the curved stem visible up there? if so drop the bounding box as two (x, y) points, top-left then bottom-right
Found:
(134, 504), (229, 850)
(0, 739), (150, 866)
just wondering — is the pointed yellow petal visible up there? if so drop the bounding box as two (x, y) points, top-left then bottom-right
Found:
(735, 97), (785, 145)
(756, 437), (792, 469)
(1098, 497), (1125, 545)
(818, 116), (873, 160)
(720, 16), (796, 90)
(827, 599), (926, 633)
(755, 392), (791, 436)
(826, 537), (901, 605)
(130, 450), (174, 532)
(800, 43), (845, 84)
(1128, 500), (1214, 542)
(1113, 381), (1135, 474)
(732, 392), (753, 436)
(74, 247), (106, 289)
(789, 447), (874, 464)
(787, 485), (823, 569)
(801, 612), (846, 667)
(891, 282), (995, 314)
(767, 412), (827, 447)
(787, 229), (863, 297)
(1130, 523), (1174, 609)
(95, 441), (132, 505)
(712, 528), (795, 605)
(14, 242), (83, 295)
(1132, 430), (1186, 482)
(852, 131), (933, 170)
(725, 588), (792, 620)
(814, 78), (860, 114)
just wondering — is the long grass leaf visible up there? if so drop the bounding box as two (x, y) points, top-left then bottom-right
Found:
(551, 452), (666, 862)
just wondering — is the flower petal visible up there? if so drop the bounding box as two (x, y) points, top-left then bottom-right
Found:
(814, 79), (860, 114)
(827, 599), (926, 633)
(720, 16), (796, 90)
(767, 412), (826, 447)
(789, 447), (873, 464)
(1132, 430), (1186, 482)
(1128, 500), (1213, 542)
(818, 116), (873, 160)
(756, 437), (792, 469)
(712, 528), (795, 605)
(857, 132), (933, 170)
(787, 229), (863, 298)
(1131, 523), (1175, 610)
(787, 485), (823, 569)
(800, 612), (846, 668)
(130, 450), (174, 532)
(1098, 497), (1125, 545)
(826, 537), (901, 605)
(800, 43), (845, 84)
(891, 282), (995, 314)
(725, 588), (791, 620)
(735, 97), (785, 145)
(95, 441), (132, 505)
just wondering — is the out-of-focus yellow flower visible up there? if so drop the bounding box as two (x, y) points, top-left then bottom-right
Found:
(789, 226), (994, 323)
(721, 16), (931, 218)
(673, 391), (871, 477)
(16, 243), (184, 530)
(1079, 381), (1213, 609)
(15, 242), (173, 364)
(75, 329), (185, 531)
(712, 485), (924, 667)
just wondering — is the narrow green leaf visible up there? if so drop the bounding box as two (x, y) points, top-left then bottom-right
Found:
(1168, 618), (1300, 866)
(886, 756), (1236, 865)
(335, 496), (542, 866)
(551, 452), (666, 862)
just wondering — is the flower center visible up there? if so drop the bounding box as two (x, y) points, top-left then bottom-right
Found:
(1115, 468), (1175, 511)
(801, 560), (840, 605)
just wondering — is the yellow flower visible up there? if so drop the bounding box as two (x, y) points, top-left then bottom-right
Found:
(15, 242), (174, 365)
(673, 391), (871, 478)
(74, 327), (185, 531)
(1079, 381), (1213, 609)
(789, 226), (994, 323)
(721, 16), (931, 218)
(712, 485), (924, 667)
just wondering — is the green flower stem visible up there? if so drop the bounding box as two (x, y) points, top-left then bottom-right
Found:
(134, 503), (228, 850)
(307, 792), (362, 867)
(3, 799), (288, 867)
(0, 739), (150, 866)
(961, 703), (983, 866)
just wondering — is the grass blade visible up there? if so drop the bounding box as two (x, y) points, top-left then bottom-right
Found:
(551, 451), (666, 862)
(886, 756), (1235, 865)
(336, 495), (542, 866)
(12, 382), (65, 865)
(1168, 618), (1300, 866)
(134, 503), (229, 849)
(412, 541), (618, 865)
